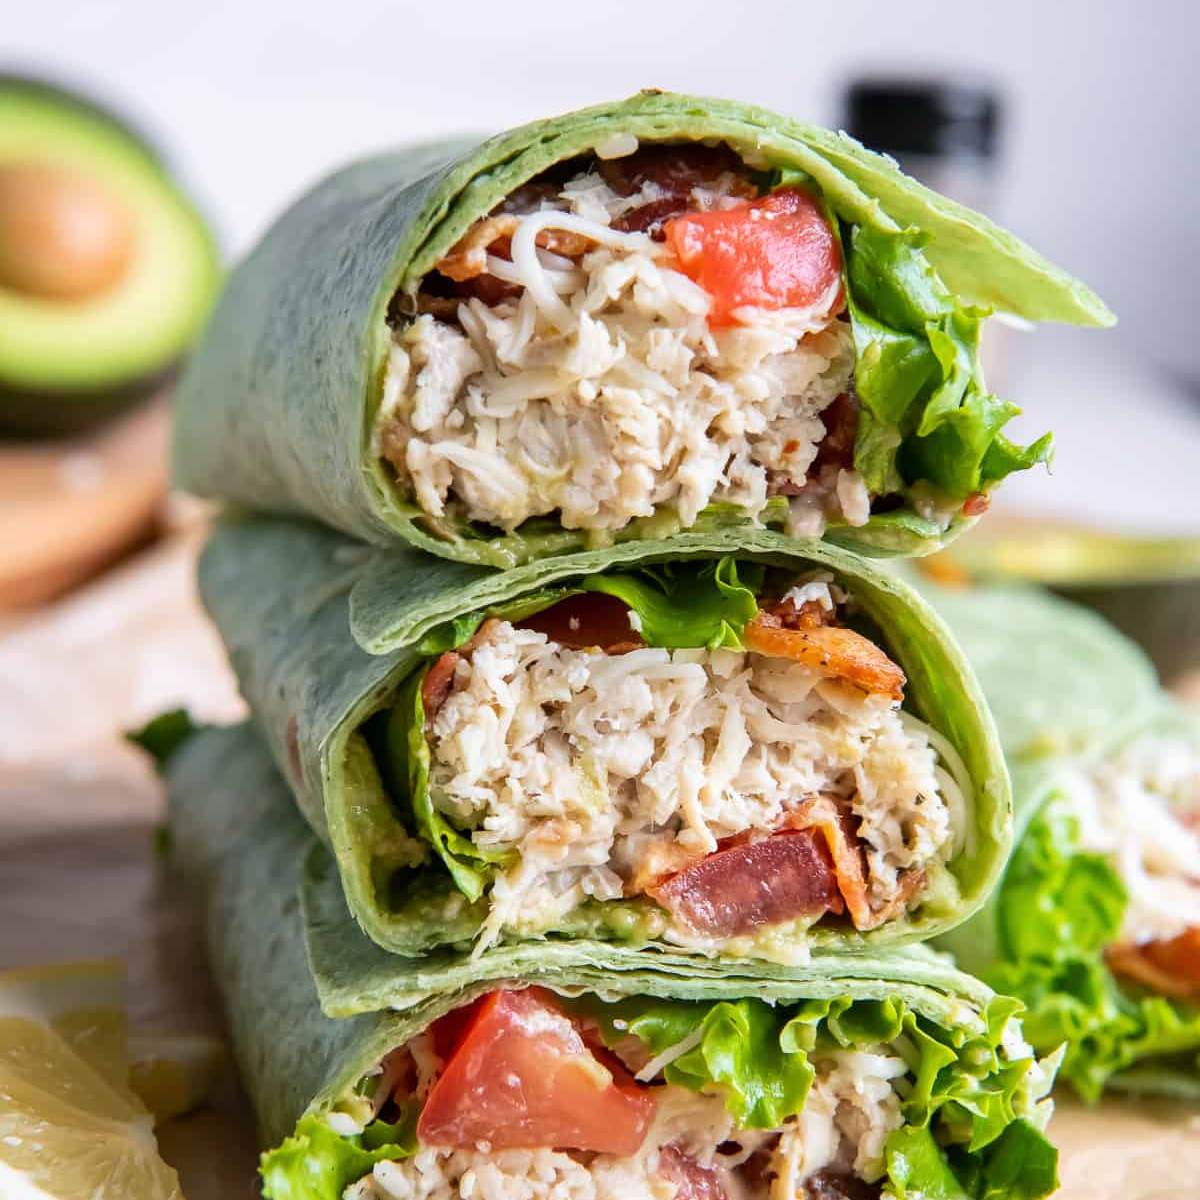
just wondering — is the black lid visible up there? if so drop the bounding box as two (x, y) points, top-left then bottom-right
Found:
(843, 77), (1000, 159)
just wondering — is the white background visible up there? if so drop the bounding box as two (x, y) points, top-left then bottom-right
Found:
(9, 0), (1200, 527)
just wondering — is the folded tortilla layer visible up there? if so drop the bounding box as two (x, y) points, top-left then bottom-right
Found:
(174, 91), (1111, 567)
(921, 577), (1200, 1099)
(197, 514), (1010, 962)
(165, 720), (1059, 1200)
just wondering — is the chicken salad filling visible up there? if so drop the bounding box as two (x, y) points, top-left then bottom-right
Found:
(261, 987), (1058, 1200)
(986, 726), (1200, 1099)
(371, 559), (968, 959)
(374, 140), (1049, 555)
(1063, 734), (1200, 998)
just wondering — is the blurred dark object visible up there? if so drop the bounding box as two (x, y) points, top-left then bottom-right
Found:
(843, 76), (1001, 212)
(922, 519), (1200, 687)
(0, 71), (219, 438)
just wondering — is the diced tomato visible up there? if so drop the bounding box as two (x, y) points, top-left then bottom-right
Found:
(648, 828), (844, 937)
(961, 491), (990, 517)
(1108, 927), (1200, 999)
(1141, 928), (1200, 984)
(517, 592), (645, 653)
(663, 188), (843, 327)
(657, 1145), (728, 1200)
(417, 988), (656, 1154)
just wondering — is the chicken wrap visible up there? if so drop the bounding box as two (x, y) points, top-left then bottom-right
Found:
(174, 91), (1112, 568)
(163, 720), (1061, 1200)
(197, 515), (1010, 964)
(923, 580), (1200, 1099)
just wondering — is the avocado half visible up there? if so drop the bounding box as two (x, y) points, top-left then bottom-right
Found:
(0, 75), (221, 435)
(923, 519), (1200, 685)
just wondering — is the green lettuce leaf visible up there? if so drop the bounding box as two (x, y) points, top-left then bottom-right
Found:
(986, 796), (1200, 1100)
(887, 1126), (971, 1199)
(380, 671), (512, 904)
(845, 223), (1052, 505)
(260, 1111), (417, 1200)
(576, 991), (1058, 1199)
(621, 998), (815, 1128)
(582, 557), (764, 650)
(126, 708), (202, 774)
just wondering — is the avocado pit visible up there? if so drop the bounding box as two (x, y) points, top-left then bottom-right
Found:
(0, 161), (135, 301)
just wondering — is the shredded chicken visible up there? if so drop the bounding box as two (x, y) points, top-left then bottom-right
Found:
(1060, 734), (1200, 947)
(375, 151), (858, 538)
(422, 579), (959, 955)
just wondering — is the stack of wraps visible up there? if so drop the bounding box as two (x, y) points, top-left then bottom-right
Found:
(160, 92), (1116, 1199)
(923, 581), (1200, 1101)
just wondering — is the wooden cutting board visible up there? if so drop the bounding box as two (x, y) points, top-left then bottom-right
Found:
(0, 396), (170, 611)
(1, 534), (1197, 1198)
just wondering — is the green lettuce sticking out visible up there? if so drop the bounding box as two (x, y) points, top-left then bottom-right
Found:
(577, 992), (1058, 1198)
(265, 991), (1058, 1200)
(260, 1111), (417, 1200)
(845, 224), (1052, 507)
(985, 795), (1200, 1101)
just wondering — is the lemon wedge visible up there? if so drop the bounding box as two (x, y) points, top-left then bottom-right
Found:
(0, 961), (182, 1200)
(130, 1032), (226, 1123)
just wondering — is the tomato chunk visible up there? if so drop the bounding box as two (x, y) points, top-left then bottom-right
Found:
(517, 592), (645, 653)
(658, 1145), (728, 1200)
(663, 188), (842, 327)
(648, 828), (844, 937)
(1107, 927), (1200, 1000)
(417, 988), (656, 1154)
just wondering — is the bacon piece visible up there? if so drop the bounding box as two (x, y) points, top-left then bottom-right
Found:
(744, 614), (905, 702)
(433, 214), (594, 285)
(785, 799), (872, 929)
(804, 1169), (884, 1200)
(761, 594), (833, 631)
(603, 144), (756, 241)
(647, 828), (844, 937)
(658, 1146), (728, 1200)
(812, 390), (860, 474)
(435, 215), (521, 282)
(599, 143), (754, 200)
(1107, 927), (1200, 1000)
(961, 491), (990, 518)
(612, 196), (693, 238)
(517, 592), (645, 654)
(421, 652), (460, 721)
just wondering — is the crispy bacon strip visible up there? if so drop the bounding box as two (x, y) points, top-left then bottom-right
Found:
(804, 1170), (884, 1200)
(744, 613), (906, 702)
(1107, 927), (1200, 1000)
(421, 652), (460, 721)
(435, 215), (520, 282)
(434, 215), (593, 283)
(646, 827), (844, 938)
(785, 799), (872, 929)
(517, 592), (644, 653)
(657, 1146), (728, 1200)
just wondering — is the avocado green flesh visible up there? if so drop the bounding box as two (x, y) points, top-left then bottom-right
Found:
(0, 81), (221, 433)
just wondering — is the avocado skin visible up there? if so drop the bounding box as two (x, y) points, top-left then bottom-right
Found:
(0, 73), (220, 437)
(0, 368), (177, 440)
